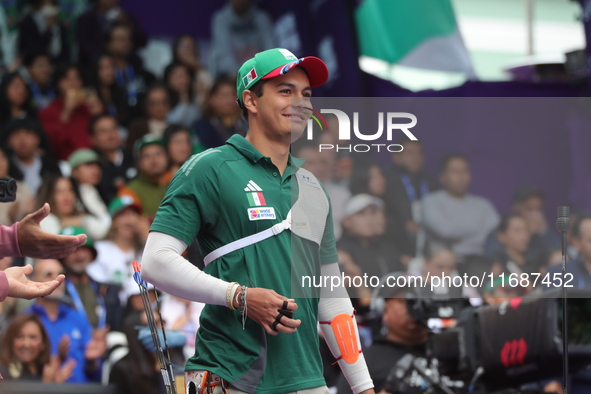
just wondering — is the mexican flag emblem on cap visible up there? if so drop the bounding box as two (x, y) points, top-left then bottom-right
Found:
(242, 68), (258, 88)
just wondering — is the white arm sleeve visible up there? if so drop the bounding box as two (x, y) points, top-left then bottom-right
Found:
(318, 262), (373, 394)
(141, 231), (235, 306)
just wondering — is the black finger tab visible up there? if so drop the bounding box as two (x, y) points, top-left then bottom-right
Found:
(277, 309), (294, 318)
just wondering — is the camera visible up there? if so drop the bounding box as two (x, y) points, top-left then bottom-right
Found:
(383, 290), (591, 393)
(0, 177), (17, 203)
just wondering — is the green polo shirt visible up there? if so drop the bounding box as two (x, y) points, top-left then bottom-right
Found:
(150, 135), (338, 393)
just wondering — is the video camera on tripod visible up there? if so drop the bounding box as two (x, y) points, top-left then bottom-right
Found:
(382, 289), (591, 393)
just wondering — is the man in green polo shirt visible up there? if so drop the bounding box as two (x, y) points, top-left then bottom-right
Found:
(142, 48), (374, 394)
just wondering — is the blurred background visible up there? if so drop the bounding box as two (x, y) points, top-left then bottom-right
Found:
(0, 0), (589, 393)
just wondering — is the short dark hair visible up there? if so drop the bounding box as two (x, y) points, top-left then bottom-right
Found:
(105, 22), (131, 45)
(439, 153), (469, 173)
(52, 64), (84, 94)
(22, 50), (50, 68)
(497, 213), (525, 234)
(241, 78), (267, 120)
(89, 113), (117, 135)
(572, 213), (591, 240)
(512, 186), (545, 204)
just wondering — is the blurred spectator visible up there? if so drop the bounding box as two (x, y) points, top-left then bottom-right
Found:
(17, 0), (69, 65)
(87, 196), (148, 309)
(59, 226), (106, 330)
(335, 286), (430, 394)
(88, 53), (130, 126)
(36, 175), (110, 240)
(209, 0), (275, 76)
(350, 160), (408, 263)
(491, 214), (539, 279)
(89, 114), (135, 204)
(420, 248), (463, 298)
(126, 85), (170, 156)
(2, 117), (61, 195)
(18, 51), (54, 110)
(119, 136), (171, 218)
(104, 22), (154, 120)
(162, 124), (197, 174)
(0, 6), (13, 73)
(39, 64), (103, 161)
(171, 34), (213, 108)
(485, 186), (560, 264)
(333, 151), (353, 189)
(77, 0), (148, 71)
(0, 71), (37, 124)
(336, 250), (371, 312)
(163, 62), (199, 127)
(193, 76), (247, 149)
(387, 140), (439, 256)
(26, 258), (107, 383)
(109, 306), (185, 394)
(546, 214), (591, 290)
(338, 194), (401, 279)
(483, 277), (528, 305)
(0, 313), (75, 382)
(0, 146), (35, 225)
(421, 154), (500, 261)
(160, 294), (204, 360)
(68, 148), (110, 221)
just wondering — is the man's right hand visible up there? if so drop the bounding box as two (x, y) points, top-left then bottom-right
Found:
(18, 203), (87, 259)
(234, 287), (301, 336)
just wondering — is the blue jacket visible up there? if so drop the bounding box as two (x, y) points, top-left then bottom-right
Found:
(546, 259), (591, 290)
(27, 303), (96, 383)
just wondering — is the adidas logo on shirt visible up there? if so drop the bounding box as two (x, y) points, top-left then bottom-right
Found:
(244, 181), (266, 206)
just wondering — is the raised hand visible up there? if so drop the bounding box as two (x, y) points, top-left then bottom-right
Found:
(17, 203), (87, 259)
(4, 265), (65, 300)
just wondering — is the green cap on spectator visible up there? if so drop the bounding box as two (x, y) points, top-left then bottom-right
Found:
(133, 135), (165, 160)
(108, 195), (142, 218)
(68, 149), (101, 169)
(236, 48), (329, 109)
(59, 226), (97, 259)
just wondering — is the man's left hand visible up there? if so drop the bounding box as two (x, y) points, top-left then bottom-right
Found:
(4, 265), (65, 300)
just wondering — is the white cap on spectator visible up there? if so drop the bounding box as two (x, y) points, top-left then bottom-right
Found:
(343, 194), (384, 218)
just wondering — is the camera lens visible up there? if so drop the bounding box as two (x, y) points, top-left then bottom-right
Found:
(6, 178), (16, 197)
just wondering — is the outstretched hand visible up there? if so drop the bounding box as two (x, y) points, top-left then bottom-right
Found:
(17, 203), (87, 259)
(4, 264), (65, 300)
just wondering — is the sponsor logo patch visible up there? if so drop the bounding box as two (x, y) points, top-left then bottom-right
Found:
(248, 207), (276, 221)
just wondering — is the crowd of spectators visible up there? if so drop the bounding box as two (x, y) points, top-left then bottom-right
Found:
(0, 1), (588, 393)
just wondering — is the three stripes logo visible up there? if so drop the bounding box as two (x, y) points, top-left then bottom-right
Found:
(245, 180), (266, 206)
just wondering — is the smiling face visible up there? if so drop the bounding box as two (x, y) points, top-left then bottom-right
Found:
(243, 67), (312, 143)
(13, 321), (45, 365)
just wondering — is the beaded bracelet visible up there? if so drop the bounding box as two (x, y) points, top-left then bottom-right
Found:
(226, 282), (239, 310)
(238, 286), (248, 329)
